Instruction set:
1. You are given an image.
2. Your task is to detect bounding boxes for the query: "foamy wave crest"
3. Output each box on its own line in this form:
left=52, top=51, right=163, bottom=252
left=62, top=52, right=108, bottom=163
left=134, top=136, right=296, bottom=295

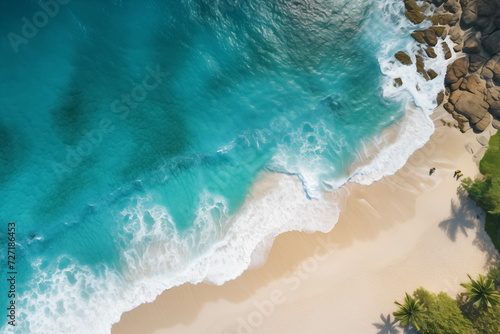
left=6, top=181, right=339, bottom=334
left=2, top=1, right=457, bottom=333
left=348, top=0, right=456, bottom=184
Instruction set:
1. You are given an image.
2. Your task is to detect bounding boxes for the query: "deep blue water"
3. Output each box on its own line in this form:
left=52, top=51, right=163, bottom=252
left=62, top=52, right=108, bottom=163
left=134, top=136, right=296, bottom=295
left=0, top=0, right=417, bottom=332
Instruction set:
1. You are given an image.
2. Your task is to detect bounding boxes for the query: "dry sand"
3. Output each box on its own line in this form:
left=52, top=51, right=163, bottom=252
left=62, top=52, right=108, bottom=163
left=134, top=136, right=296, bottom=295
left=112, top=110, right=498, bottom=334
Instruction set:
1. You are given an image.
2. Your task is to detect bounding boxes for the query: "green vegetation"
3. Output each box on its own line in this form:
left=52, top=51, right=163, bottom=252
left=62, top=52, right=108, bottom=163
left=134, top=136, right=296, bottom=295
left=392, top=263, right=500, bottom=333
left=480, top=133, right=500, bottom=179
left=393, top=293, right=426, bottom=331
left=412, top=288, right=473, bottom=334
left=460, top=274, right=500, bottom=311
left=391, top=134, right=500, bottom=332
left=462, top=133, right=500, bottom=252
left=468, top=302, right=500, bottom=334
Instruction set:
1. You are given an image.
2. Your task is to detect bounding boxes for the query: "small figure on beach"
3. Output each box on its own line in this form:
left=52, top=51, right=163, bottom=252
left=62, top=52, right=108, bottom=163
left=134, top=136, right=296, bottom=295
left=456, top=173, right=463, bottom=180
left=429, top=167, right=436, bottom=175
left=454, top=170, right=461, bottom=177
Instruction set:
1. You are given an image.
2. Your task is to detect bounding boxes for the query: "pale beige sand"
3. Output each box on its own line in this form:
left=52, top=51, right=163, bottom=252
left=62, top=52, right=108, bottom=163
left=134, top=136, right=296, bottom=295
left=112, top=110, right=498, bottom=334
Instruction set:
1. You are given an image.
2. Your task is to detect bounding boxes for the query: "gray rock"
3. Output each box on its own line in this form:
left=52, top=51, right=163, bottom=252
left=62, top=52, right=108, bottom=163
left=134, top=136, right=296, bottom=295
left=489, top=101, right=500, bottom=118
left=468, top=54, right=486, bottom=72
left=411, top=31, right=426, bottom=43
left=463, top=34, right=481, bottom=54
left=444, top=1, right=460, bottom=14
left=461, top=1, right=478, bottom=27
left=442, top=42, right=452, bottom=60
left=450, top=90, right=491, bottom=131
left=445, top=57, right=469, bottom=86
left=477, top=135, right=489, bottom=146
left=482, top=30, right=500, bottom=55
left=465, top=143, right=475, bottom=154
left=475, top=113, right=492, bottom=132
left=425, top=46, right=438, bottom=58
left=424, top=29, right=438, bottom=46
left=449, top=26, right=463, bottom=44
left=477, top=0, right=496, bottom=17
left=395, top=51, right=412, bottom=65
left=451, top=111, right=471, bottom=132
left=460, top=73, right=486, bottom=95
left=493, top=119, right=500, bottom=130
left=437, top=91, right=445, bottom=105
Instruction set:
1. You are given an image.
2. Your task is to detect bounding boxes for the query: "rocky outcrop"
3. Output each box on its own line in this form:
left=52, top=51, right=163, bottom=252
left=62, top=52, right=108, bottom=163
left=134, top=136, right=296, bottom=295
left=482, top=30, right=500, bottom=54
left=490, top=101, right=500, bottom=118
left=400, top=0, right=500, bottom=132
left=425, top=46, right=438, bottom=58
left=463, top=32, right=481, bottom=53
left=442, top=42, right=453, bottom=59
left=468, top=54, right=486, bottom=72
left=438, top=0, right=500, bottom=132
left=404, top=0, right=427, bottom=24
left=395, top=51, right=413, bottom=65
left=448, top=89, right=492, bottom=131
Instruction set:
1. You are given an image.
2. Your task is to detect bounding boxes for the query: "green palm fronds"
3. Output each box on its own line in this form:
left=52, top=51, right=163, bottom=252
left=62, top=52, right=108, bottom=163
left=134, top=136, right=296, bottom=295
left=393, top=293, right=426, bottom=331
left=461, top=274, right=500, bottom=311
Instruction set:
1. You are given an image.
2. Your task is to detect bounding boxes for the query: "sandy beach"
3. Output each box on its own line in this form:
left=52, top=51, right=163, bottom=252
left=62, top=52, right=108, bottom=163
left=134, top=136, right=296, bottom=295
left=112, top=108, right=498, bottom=334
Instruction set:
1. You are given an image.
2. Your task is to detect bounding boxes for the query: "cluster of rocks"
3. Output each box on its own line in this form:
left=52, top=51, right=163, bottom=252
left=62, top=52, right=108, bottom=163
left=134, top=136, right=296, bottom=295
left=397, top=0, right=500, bottom=133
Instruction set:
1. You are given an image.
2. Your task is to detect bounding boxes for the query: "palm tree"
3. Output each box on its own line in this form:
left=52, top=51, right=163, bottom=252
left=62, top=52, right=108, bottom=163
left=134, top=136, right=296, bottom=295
left=460, top=274, right=500, bottom=311
left=393, top=293, right=426, bottom=331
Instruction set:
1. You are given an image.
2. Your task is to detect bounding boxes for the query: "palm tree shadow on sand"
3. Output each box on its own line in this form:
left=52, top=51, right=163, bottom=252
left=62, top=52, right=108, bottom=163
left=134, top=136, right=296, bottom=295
left=372, top=314, right=418, bottom=334
left=438, top=189, right=478, bottom=242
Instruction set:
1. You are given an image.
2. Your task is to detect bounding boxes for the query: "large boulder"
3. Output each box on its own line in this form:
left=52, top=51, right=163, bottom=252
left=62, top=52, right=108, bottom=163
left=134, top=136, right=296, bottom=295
left=425, top=46, right=438, bottom=58
left=416, top=55, right=430, bottom=80
left=493, top=119, right=500, bottom=130
left=432, top=13, right=460, bottom=26
left=461, top=1, right=478, bottom=27
left=395, top=51, right=412, bottom=65
left=411, top=31, right=426, bottom=43
left=442, top=42, right=452, bottom=60
left=482, top=30, right=500, bottom=55
left=428, top=69, right=439, bottom=80
left=475, top=113, right=492, bottom=132
left=483, top=56, right=500, bottom=83
left=437, top=91, right=445, bottom=105
left=424, top=29, right=438, bottom=46
left=444, top=1, right=461, bottom=14
left=490, top=101, right=500, bottom=118
left=404, top=0, right=426, bottom=24
left=450, top=90, right=491, bottom=131
left=430, top=26, right=447, bottom=39
left=449, top=25, right=463, bottom=44
left=463, top=33, right=481, bottom=54
left=492, top=60, right=500, bottom=85
left=485, top=87, right=500, bottom=105
left=468, top=54, right=486, bottom=72
left=476, top=0, right=497, bottom=17
left=459, top=73, right=486, bottom=95
left=445, top=57, right=469, bottom=86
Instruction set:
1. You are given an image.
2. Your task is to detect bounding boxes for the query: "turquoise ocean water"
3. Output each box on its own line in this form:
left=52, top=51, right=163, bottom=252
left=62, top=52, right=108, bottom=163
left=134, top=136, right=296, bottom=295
left=0, top=0, right=444, bottom=333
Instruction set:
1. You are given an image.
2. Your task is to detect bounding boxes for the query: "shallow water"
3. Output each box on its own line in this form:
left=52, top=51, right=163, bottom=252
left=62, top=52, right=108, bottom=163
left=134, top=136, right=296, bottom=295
left=0, top=0, right=445, bottom=332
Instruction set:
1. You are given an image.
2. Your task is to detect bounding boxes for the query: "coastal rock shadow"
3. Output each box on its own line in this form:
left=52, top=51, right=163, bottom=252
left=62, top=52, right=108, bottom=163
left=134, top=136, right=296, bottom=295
left=438, top=188, right=477, bottom=242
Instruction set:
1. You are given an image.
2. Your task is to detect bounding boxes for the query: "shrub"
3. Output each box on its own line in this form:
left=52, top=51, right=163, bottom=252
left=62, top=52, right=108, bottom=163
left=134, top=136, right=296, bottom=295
left=412, top=288, right=474, bottom=334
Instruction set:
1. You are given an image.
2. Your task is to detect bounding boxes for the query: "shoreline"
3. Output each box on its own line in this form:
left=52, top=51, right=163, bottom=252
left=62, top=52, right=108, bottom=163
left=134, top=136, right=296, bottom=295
left=112, top=108, right=498, bottom=334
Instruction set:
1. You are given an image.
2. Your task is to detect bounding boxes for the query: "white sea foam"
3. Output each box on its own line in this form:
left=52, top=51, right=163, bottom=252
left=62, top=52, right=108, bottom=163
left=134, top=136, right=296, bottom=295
left=4, top=1, right=458, bottom=333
